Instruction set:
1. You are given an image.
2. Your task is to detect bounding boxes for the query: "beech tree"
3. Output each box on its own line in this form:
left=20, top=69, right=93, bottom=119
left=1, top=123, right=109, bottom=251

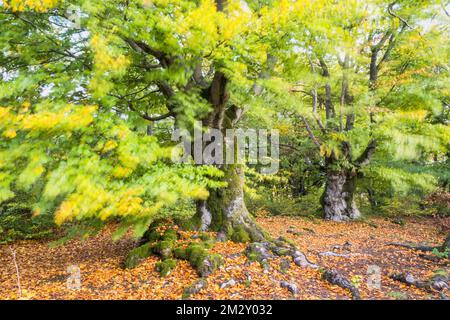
left=0, top=0, right=292, bottom=243
left=0, top=0, right=448, bottom=247
left=276, top=0, right=449, bottom=221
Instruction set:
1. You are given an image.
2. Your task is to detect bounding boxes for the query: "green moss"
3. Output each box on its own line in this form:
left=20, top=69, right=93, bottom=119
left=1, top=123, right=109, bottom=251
left=152, top=240, right=174, bottom=259
left=173, top=247, right=188, bottom=259
left=155, top=259, right=177, bottom=277
left=186, top=244, right=208, bottom=267
left=174, top=242, right=223, bottom=277
left=177, top=214, right=201, bottom=231
left=273, top=247, right=290, bottom=256
left=277, top=236, right=296, bottom=247
left=246, top=252, right=258, bottom=262
left=207, top=254, right=222, bottom=268
left=231, top=226, right=251, bottom=243
left=202, top=240, right=215, bottom=249
left=199, top=232, right=213, bottom=241
left=146, top=230, right=162, bottom=242
left=196, top=253, right=223, bottom=277
left=124, top=243, right=152, bottom=269
left=182, top=279, right=208, bottom=299
left=162, top=229, right=178, bottom=242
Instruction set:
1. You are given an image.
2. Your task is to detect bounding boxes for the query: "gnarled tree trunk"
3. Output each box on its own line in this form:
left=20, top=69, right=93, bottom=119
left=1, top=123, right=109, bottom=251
left=322, top=170, right=360, bottom=221
left=190, top=71, right=267, bottom=242
left=196, top=164, right=267, bottom=242
left=320, top=140, right=376, bottom=222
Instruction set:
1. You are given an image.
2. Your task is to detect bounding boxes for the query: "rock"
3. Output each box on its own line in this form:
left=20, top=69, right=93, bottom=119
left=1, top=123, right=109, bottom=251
left=280, top=281, right=299, bottom=294
left=182, top=279, right=208, bottom=299
left=302, top=227, right=316, bottom=234
left=391, top=218, right=405, bottom=226
left=270, top=245, right=293, bottom=256
left=123, top=243, right=152, bottom=269
left=405, top=273, right=416, bottom=284
left=439, top=292, right=449, bottom=300
left=262, top=260, right=271, bottom=273
left=227, top=253, right=242, bottom=259
left=220, top=279, right=236, bottom=289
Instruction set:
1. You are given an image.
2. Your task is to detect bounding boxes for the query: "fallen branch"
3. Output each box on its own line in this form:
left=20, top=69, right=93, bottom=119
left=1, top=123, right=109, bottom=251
left=9, top=246, right=22, bottom=298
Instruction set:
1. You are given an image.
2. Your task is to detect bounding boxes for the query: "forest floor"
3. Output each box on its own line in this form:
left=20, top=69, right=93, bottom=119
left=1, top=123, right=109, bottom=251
left=0, top=216, right=449, bottom=300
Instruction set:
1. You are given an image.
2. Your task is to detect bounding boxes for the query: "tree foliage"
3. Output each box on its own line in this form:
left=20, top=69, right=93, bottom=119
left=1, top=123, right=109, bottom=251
left=0, top=0, right=448, bottom=239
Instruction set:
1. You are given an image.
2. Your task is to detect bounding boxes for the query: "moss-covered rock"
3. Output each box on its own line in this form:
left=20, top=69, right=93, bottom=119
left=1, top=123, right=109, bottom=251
left=155, top=259, right=177, bottom=277
left=199, top=232, right=213, bottom=242
left=245, top=242, right=274, bottom=263
left=146, top=230, right=162, bottom=242
left=124, top=243, right=152, bottom=269
left=176, top=215, right=201, bottom=231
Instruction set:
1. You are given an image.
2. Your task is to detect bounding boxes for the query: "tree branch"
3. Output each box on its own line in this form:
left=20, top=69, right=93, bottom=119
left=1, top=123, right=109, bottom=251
left=300, top=116, right=321, bottom=148
left=354, top=140, right=377, bottom=167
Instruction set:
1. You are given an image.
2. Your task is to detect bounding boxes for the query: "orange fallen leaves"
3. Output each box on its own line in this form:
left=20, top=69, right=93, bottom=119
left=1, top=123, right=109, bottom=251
left=0, top=216, right=448, bottom=300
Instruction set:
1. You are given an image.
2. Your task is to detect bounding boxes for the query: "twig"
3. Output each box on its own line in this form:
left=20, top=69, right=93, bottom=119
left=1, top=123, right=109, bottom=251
left=9, top=246, right=22, bottom=298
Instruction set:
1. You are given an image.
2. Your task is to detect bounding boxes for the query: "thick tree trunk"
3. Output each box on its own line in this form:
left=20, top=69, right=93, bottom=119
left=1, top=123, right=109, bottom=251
left=321, top=170, right=361, bottom=221
left=190, top=69, right=267, bottom=242
left=195, top=164, right=267, bottom=242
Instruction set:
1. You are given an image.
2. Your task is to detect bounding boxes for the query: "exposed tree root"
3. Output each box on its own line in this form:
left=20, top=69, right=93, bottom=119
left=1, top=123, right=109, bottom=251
left=387, top=242, right=435, bottom=252
left=244, top=237, right=319, bottom=269
left=387, top=234, right=450, bottom=259
left=124, top=225, right=222, bottom=278
left=390, top=271, right=449, bottom=294
left=322, top=269, right=361, bottom=300
left=244, top=236, right=360, bottom=299
left=124, top=222, right=363, bottom=300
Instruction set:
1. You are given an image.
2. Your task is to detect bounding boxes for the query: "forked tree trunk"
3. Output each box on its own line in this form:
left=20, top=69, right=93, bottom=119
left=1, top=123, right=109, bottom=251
left=322, top=170, right=360, bottom=221
left=320, top=140, right=376, bottom=222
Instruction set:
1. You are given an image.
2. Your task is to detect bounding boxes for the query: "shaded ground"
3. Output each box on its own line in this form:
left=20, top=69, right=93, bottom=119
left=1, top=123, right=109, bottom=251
left=0, top=216, right=448, bottom=300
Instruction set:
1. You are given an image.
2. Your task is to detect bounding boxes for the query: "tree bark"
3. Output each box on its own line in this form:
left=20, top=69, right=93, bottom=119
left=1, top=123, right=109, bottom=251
left=321, top=170, right=361, bottom=221
left=196, top=164, right=267, bottom=242
left=192, top=70, right=267, bottom=242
